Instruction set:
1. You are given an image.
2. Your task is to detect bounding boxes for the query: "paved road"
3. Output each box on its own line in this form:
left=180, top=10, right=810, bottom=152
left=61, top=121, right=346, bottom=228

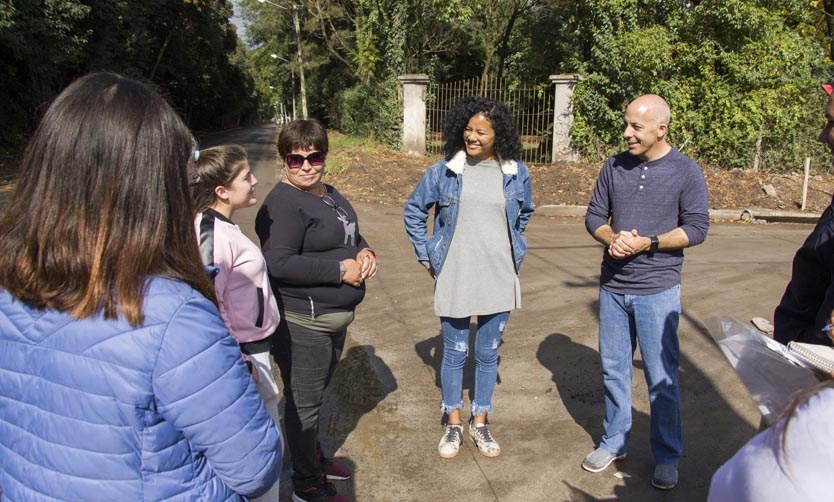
left=207, top=125, right=814, bottom=501
left=198, top=125, right=282, bottom=233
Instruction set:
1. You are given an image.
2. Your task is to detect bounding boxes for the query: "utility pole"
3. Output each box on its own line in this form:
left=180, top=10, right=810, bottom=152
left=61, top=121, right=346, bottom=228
left=259, top=0, right=308, bottom=118
left=292, top=5, right=308, bottom=119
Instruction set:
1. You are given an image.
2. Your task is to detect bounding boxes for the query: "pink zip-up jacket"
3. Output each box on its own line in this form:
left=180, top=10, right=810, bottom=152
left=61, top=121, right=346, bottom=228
left=195, top=209, right=280, bottom=343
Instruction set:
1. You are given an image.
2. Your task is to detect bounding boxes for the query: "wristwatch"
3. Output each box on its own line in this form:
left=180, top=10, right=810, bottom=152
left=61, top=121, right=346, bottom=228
left=649, top=235, right=659, bottom=253
left=339, top=261, right=347, bottom=281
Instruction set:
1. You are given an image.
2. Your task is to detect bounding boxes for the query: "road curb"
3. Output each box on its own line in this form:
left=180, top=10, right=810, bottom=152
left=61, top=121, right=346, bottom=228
left=535, top=204, right=821, bottom=223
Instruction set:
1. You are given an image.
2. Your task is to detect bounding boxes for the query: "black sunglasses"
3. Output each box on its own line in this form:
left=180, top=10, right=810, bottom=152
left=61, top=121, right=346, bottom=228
left=285, top=151, right=326, bottom=169
left=321, top=194, right=350, bottom=222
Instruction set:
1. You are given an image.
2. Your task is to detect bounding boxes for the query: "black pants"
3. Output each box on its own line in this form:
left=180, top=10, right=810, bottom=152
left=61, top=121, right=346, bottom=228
left=272, top=318, right=346, bottom=490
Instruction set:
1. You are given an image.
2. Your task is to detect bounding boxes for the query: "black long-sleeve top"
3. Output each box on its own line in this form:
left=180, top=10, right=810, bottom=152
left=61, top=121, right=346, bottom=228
left=774, top=199, right=834, bottom=346
left=255, top=182, right=369, bottom=316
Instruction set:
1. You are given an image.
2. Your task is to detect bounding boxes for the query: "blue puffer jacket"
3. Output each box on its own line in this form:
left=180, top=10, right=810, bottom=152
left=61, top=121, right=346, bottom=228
left=0, top=277, right=282, bottom=501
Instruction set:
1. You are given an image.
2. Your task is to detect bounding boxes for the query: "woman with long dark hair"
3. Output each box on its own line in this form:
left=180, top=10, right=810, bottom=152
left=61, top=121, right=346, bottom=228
left=0, top=72, right=282, bottom=500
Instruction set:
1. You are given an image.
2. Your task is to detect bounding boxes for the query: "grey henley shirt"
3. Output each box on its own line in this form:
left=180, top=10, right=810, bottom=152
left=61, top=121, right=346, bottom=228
left=584, top=147, right=709, bottom=295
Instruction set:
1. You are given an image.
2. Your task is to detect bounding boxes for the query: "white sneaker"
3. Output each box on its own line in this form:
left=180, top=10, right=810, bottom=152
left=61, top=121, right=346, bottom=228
left=469, top=423, right=500, bottom=457
left=438, top=424, right=463, bottom=458
left=751, top=317, right=774, bottom=335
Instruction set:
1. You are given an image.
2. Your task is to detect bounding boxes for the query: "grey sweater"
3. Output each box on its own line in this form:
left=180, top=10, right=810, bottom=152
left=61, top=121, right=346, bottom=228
left=435, top=159, right=520, bottom=317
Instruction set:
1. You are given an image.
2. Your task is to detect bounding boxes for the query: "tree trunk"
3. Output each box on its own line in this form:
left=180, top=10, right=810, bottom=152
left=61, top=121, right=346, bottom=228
left=496, top=7, right=523, bottom=79
left=149, top=30, right=173, bottom=81
left=293, top=5, right=309, bottom=118
left=480, top=66, right=490, bottom=96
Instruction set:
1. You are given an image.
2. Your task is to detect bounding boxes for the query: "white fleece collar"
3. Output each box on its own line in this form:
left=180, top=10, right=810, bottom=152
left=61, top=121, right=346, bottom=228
left=446, top=150, right=518, bottom=176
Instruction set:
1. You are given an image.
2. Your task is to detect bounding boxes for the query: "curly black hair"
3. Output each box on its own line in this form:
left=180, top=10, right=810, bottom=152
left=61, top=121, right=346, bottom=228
left=442, top=96, right=522, bottom=161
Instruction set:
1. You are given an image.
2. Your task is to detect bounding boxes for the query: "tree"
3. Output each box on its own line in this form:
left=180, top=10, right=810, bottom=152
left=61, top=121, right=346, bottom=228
left=0, top=0, right=257, bottom=145
left=0, top=0, right=91, bottom=144
left=816, top=0, right=834, bottom=61
left=468, top=0, right=536, bottom=88
left=558, top=0, right=831, bottom=170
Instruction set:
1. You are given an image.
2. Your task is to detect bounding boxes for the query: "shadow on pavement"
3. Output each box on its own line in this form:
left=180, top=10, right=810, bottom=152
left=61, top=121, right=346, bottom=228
left=537, top=307, right=759, bottom=499
left=325, top=343, right=398, bottom=444
left=314, top=343, right=397, bottom=501
left=537, top=332, right=604, bottom=441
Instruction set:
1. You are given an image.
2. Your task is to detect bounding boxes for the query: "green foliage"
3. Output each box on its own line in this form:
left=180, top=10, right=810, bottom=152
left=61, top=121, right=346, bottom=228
left=0, top=1, right=14, bottom=30
left=325, top=133, right=389, bottom=175
left=566, top=0, right=833, bottom=171
left=352, top=0, right=475, bottom=79
left=353, top=16, right=383, bottom=81
left=0, top=0, right=257, bottom=145
left=236, top=0, right=834, bottom=172
left=571, top=75, right=627, bottom=161
left=10, top=0, right=833, bottom=175
left=332, top=74, right=401, bottom=148
left=0, top=0, right=91, bottom=144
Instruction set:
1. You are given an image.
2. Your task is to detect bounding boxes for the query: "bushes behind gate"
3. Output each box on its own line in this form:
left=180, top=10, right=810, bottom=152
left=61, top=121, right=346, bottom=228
left=332, top=75, right=402, bottom=150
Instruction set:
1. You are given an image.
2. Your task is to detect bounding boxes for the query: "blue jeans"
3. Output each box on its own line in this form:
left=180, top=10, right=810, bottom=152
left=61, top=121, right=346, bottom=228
left=598, top=285, right=682, bottom=465
left=440, top=312, right=509, bottom=416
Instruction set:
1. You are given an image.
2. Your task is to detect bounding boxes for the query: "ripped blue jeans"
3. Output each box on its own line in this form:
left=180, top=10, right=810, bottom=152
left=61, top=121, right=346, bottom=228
left=440, top=312, right=510, bottom=417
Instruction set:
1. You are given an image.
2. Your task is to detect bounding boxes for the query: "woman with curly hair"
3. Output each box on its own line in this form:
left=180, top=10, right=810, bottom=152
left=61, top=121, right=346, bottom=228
left=403, top=96, right=534, bottom=458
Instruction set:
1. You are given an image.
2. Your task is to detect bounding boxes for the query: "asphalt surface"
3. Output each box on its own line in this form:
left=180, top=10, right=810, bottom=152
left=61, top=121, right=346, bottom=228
left=192, top=126, right=822, bottom=500
left=0, top=125, right=813, bottom=501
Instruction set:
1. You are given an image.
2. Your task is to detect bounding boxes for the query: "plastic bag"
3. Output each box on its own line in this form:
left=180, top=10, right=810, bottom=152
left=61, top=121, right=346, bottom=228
left=706, top=316, right=820, bottom=425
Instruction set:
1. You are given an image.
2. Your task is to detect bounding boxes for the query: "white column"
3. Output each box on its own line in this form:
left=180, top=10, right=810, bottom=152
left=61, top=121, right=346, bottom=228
left=398, top=74, right=430, bottom=156
left=550, top=74, right=582, bottom=162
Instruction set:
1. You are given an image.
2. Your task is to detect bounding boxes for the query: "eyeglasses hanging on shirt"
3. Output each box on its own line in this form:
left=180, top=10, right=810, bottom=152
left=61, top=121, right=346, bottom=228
left=321, top=194, right=351, bottom=226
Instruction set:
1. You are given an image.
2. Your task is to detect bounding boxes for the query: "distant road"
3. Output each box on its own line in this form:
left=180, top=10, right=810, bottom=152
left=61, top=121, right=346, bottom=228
left=0, top=125, right=282, bottom=217
left=199, top=124, right=281, bottom=241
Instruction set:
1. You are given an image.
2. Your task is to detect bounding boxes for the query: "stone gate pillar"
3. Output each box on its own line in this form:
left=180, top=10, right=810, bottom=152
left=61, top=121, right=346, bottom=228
left=398, top=74, right=430, bottom=156
left=550, top=74, right=582, bottom=162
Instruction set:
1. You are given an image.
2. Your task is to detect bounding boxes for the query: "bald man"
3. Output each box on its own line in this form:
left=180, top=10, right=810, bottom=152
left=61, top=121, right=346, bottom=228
left=582, top=94, right=709, bottom=490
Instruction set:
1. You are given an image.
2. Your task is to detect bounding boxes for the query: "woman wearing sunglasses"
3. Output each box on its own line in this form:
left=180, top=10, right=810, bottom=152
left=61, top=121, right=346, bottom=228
left=404, top=96, right=534, bottom=459
left=255, top=119, right=376, bottom=502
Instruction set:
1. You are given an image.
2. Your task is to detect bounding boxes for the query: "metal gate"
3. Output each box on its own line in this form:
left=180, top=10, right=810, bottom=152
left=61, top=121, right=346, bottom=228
left=426, top=76, right=553, bottom=164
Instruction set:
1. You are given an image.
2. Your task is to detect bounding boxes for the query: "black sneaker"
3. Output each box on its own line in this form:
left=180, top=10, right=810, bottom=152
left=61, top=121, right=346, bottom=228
left=292, top=477, right=350, bottom=502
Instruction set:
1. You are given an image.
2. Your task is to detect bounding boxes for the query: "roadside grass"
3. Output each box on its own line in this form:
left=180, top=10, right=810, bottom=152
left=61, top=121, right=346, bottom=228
left=326, top=134, right=389, bottom=175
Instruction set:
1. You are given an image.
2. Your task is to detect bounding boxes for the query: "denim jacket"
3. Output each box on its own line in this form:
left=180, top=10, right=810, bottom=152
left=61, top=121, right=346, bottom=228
left=403, top=150, right=534, bottom=277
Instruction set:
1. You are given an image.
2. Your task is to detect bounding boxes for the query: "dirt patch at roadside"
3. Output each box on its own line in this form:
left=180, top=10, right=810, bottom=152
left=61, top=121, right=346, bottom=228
left=2, top=139, right=833, bottom=214
left=328, top=146, right=834, bottom=214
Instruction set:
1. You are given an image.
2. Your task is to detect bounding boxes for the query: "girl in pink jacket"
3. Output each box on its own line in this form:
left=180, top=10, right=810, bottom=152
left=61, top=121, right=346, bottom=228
left=190, top=145, right=282, bottom=501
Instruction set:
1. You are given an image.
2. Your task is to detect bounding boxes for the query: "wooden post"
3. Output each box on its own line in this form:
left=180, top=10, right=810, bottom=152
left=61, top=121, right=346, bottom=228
left=801, top=157, right=811, bottom=211
left=753, top=134, right=762, bottom=171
